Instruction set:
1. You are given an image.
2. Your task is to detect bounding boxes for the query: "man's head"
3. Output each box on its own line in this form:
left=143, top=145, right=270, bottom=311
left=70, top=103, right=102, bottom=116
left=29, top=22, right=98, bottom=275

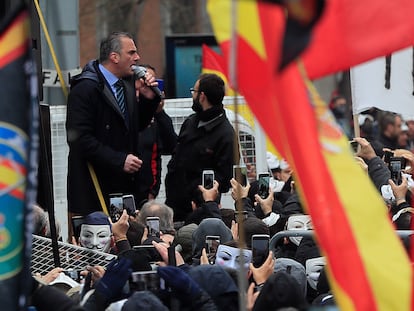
left=79, top=212, right=112, bottom=253
left=191, top=73, right=225, bottom=112
left=379, top=111, right=402, bottom=139
left=138, top=201, right=175, bottom=236
left=99, top=32, right=139, bottom=78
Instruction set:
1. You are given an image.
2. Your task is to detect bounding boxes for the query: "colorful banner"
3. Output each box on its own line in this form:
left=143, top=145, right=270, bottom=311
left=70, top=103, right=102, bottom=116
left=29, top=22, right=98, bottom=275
left=0, top=6, right=38, bottom=310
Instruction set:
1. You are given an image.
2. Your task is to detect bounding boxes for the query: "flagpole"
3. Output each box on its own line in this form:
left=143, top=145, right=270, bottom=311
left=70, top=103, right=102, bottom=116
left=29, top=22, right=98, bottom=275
left=229, top=1, right=247, bottom=311
left=353, top=113, right=360, bottom=137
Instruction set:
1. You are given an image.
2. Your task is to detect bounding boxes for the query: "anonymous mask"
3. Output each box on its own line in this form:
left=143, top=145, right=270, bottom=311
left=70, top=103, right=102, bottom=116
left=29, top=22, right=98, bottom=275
left=286, top=215, right=312, bottom=246
left=79, top=224, right=112, bottom=253
left=305, top=256, right=326, bottom=290
left=215, top=244, right=252, bottom=270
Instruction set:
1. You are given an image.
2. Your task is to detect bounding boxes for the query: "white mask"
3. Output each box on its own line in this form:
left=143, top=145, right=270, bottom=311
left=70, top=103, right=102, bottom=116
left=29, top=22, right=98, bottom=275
left=215, top=244, right=252, bottom=270
left=286, top=215, right=312, bottom=246
left=79, top=224, right=112, bottom=253
left=305, top=256, right=326, bottom=290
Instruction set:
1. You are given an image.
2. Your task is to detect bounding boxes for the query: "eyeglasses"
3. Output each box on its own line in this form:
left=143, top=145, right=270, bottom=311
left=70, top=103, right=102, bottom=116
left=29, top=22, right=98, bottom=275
left=190, top=88, right=199, bottom=95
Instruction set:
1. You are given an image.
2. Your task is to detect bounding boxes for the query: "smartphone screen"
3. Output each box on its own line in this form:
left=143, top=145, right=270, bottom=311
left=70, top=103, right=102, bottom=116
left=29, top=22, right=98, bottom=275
left=233, top=165, right=248, bottom=186
left=122, top=194, right=136, bottom=215
left=349, top=140, right=360, bottom=154
left=109, top=195, right=123, bottom=222
left=389, top=158, right=403, bottom=185
left=252, top=234, right=270, bottom=268
left=258, top=172, right=270, bottom=199
left=202, top=170, right=215, bottom=189
left=71, top=216, right=85, bottom=240
left=205, top=235, right=220, bottom=264
left=146, top=217, right=160, bottom=237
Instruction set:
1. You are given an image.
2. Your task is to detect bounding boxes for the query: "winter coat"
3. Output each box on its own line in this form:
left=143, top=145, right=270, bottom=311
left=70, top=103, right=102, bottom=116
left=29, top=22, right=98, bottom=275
left=66, top=60, right=159, bottom=215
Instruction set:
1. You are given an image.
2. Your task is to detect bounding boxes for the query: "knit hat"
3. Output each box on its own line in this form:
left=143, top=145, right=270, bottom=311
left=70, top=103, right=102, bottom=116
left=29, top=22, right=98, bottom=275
left=253, top=271, right=308, bottom=311
left=274, top=257, right=307, bottom=297
left=84, top=211, right=111, bottom=227
left=192, top=218, right=233, bottom=259
left=175, top=223, right=198, bottom=263
left=121, top=291, right=168, bottom=311
left=188, top=265, right=239, bottom=310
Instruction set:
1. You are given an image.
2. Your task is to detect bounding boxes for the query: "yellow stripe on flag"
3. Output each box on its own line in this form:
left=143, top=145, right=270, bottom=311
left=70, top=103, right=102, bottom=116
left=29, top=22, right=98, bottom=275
left=207, top=0, right=267, bottom=60
left=306, top=75, right=412, bottom=310
left=0, top=12, right=29, bottom=65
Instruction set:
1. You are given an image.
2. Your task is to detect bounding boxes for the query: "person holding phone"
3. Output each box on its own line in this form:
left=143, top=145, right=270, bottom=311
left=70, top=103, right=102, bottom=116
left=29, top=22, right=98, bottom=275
left=165, top=73, right=237, bottom=222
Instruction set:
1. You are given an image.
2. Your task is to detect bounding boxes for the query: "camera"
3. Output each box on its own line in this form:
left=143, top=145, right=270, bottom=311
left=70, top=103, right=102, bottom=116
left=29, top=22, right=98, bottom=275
left=146, top=216, right=160, bottom=238
left=233, top=165, right=248, bottom=186
left=258, top=172, right=270, bottom=199
left=389, top=157, right=406, bottom=185
left=252, top=234, right=270, bottom=268
left=129, top=271, right=165, bottom=292
left=205, top=235, right=220, bottom=264
left=202, top=170, right=215, bottom=189
left=63, top=269, right=83, bottom=282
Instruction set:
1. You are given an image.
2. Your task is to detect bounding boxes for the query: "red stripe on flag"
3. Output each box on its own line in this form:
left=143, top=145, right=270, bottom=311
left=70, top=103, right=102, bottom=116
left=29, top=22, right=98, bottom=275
left=0, top=182, right=24, bottom=200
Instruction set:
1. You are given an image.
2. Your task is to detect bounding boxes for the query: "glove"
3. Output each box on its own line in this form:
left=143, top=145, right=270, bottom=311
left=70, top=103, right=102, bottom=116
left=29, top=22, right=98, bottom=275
left=157, top=266, right=201, bottom=299
left=94, top=257, right=132, bottom=303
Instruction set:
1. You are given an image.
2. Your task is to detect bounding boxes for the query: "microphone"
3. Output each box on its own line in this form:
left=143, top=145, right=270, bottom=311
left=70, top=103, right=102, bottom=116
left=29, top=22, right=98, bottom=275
left=131, top=65, right=162, bottom=98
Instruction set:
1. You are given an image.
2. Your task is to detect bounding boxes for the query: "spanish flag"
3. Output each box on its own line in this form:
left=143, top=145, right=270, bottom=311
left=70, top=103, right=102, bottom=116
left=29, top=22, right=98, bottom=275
left=303, top=0, right=414, bottom=79
left=201, top=44, right=236, bottom=96
left=207, top=1, right=413, bottom=310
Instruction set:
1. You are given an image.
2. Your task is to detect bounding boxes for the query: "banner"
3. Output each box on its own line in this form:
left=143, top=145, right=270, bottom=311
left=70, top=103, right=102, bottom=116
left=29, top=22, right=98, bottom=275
left=351, top=47, right=414, bottom=119
left=0, top=5, right=38, bottom=310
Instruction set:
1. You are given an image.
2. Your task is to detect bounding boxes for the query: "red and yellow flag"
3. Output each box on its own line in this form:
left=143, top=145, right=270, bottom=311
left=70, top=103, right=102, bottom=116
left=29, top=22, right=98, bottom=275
left=207, top=0, right=413, bottom=310
left=303, top=0, right=414, bottom=79
left=201, top=44, right=236, bottom=96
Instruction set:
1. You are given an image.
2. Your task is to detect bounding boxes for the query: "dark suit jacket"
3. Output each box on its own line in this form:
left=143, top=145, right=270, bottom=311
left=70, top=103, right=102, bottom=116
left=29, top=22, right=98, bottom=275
left=66, top=60, right=160, bottom=214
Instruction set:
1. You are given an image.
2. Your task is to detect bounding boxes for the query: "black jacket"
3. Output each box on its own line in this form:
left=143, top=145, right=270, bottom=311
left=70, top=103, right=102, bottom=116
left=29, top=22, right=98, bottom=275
left=135, top=109, right=177, bottom=204
left=66, top=60, right=160, bottom=214
left=165, top=111, right=236, bottom=220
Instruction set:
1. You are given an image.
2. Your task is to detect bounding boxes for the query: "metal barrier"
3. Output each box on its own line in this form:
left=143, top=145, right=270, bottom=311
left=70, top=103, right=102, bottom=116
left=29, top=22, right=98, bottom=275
left=269, top=230, right=414, bottom=254
left=31, top=235, right=117, bottom=275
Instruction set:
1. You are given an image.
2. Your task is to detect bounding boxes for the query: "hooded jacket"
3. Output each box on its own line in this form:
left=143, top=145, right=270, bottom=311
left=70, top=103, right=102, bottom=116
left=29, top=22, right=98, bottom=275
left=66, top=60, right=159, bottom=214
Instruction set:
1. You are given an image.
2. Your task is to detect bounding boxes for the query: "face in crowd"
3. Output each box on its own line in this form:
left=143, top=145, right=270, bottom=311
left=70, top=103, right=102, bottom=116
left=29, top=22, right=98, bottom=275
left=286, top=214, right=312, bottom=246
left=79, top=224, right=112, bottom=253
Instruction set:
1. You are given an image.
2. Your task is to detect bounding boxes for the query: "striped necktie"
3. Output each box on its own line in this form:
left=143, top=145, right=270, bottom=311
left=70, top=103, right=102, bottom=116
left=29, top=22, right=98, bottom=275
left=114, top=80, right=126, bottom=116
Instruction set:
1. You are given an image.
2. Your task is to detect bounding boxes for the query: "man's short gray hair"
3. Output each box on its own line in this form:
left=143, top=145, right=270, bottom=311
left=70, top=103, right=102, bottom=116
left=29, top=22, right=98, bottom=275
left=139, top=201, right=175, bottom=234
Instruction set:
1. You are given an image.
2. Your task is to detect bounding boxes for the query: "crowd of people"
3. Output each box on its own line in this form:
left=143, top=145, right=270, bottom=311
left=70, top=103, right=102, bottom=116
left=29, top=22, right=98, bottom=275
left=28, top=31, right=414, bottom=310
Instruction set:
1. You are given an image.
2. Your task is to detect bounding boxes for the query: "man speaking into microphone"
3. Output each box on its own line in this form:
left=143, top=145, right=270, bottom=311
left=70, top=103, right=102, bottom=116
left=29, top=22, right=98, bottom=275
left=66, top=31, right=161, bottom=217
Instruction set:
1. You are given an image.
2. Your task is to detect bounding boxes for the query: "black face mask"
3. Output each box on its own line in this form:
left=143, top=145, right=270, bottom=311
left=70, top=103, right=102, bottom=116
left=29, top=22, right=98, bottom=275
left=192, top=95, right=202, bottom=113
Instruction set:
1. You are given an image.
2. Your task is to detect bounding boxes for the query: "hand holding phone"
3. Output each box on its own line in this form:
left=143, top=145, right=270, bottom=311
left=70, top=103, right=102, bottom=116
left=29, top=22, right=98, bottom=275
left=205, top=235, right=220, bottom=264
left=146, top=216, right=160, bottom=238
left=389, top=157, right=406, bottom=185
left=233, top=165, right=248, bottom=186
left=122, top=194, right=136, bottom=216
left=252, top=234, right=270, bottom=268
left=258, top=172, right=270, bottom=199
left=202, top=170, right=215, bottom=189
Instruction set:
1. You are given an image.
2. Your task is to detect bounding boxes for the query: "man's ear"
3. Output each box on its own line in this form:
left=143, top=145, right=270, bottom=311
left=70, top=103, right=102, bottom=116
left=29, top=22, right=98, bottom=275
left=110, top=52, right=119, bottom=64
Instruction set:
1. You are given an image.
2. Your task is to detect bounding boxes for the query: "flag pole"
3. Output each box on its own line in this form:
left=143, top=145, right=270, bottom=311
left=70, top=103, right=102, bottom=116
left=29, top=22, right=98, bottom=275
left=353, top=113, right=360, bottom=138
left=229, top=1, right=247, bottom=311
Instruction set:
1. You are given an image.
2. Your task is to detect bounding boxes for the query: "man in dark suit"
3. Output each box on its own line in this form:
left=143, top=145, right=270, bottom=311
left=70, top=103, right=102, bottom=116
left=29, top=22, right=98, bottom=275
left=66, top=32, right=160, bottom=216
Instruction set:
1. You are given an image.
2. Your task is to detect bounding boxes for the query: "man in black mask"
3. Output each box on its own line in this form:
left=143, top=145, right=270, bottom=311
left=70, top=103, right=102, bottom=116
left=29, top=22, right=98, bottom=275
left=165, top=73, right=237, bottom=222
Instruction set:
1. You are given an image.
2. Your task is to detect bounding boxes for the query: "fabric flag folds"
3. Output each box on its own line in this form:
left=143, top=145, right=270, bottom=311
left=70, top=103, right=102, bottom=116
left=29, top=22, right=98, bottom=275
left=201, top=44, right=236, bottom=96
left=302, top=0, right=414, bottom=79
left=0, top=5, right=38, bottom=310
left=207, top=0, right=413, bottom=310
